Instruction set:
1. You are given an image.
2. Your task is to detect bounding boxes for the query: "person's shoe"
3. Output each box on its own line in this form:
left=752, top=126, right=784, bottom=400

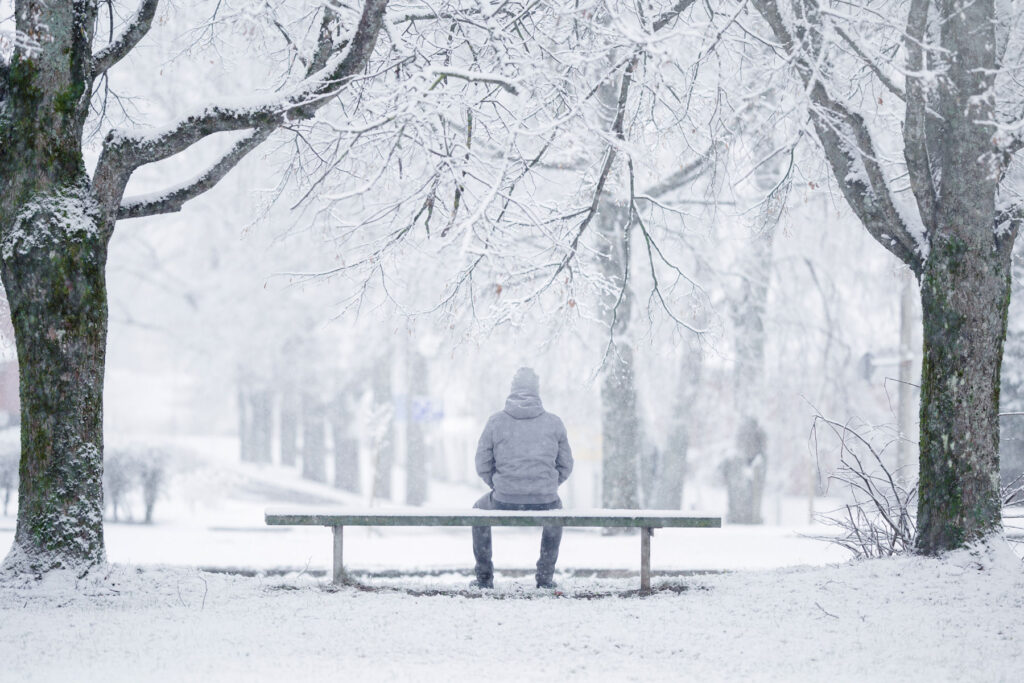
left=536, top=578, right=558, bottom=589
left=469, top=578, right=494, bottom=590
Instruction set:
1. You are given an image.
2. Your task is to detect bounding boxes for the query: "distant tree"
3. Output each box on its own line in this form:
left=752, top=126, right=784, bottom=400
left=133, top=449, right=166, bottom=524
left=371, top=343, right=395, bottom=501
left=103, top=452, right=131, bottom=523
left=301, top=390, right=328, bottom=483
left=405, top=347, right=430, bottom=506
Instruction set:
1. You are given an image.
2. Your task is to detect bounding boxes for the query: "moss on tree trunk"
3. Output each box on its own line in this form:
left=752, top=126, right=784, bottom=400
left=916, top=235, right=1010, bottom=553
left=0, top=189, right=110, bottom=573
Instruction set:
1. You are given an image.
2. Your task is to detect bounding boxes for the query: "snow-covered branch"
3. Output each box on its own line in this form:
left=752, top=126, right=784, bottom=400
left=92, top=0, right=160, bottom=77
left=93, top=0, right=390, bottom=221
left=751, top=0, right=925, bottom=275
left=118, top=127, right=274, bottom=219
left=902, top=0, right=938, bottom=235
left=429, top=68, right=519, bottom=95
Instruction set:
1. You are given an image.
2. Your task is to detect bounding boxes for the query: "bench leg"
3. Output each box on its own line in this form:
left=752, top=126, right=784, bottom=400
left=640, top=527, right=652, bottom=592
left=332, top=525, right=345, bottom=585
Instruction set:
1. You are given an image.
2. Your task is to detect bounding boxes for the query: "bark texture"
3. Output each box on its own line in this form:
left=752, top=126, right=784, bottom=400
left=916, top=238, right=1011, bottom=550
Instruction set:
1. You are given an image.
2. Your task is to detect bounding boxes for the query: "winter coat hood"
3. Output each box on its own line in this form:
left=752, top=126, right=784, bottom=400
left=505, top=367, right=544, bottom=419
left=504, top=391, right=544, bottom=419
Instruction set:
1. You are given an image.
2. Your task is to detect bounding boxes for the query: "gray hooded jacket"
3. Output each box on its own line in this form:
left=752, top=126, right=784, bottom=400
left=475, top=369, right=573, bottom=504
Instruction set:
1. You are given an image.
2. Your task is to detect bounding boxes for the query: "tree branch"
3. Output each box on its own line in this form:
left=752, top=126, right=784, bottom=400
left=751, top=0, right=925, bottom=275
left=641, top=144, right=719, bottom=199
left=833, top=26, right=905, bottom=102
left=93, top=0, right=389, bottom=222
left=902, top=0, right=938, bottom=234
left=92, top=0, right=160, bottom=77
left=117, top=127, right=274, bottom=220
left=550, top=57, right=638, bottom=283
left=652, top=0, right=700, bottom=32
left=430, top=68, right=519, bottom=95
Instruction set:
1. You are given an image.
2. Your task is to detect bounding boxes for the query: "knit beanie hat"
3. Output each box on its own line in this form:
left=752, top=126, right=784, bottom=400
left=511, top=367, right=540, bottom=395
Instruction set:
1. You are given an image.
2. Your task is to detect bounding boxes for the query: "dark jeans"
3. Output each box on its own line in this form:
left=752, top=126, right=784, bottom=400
left=472, top=492, right=562, bottom=584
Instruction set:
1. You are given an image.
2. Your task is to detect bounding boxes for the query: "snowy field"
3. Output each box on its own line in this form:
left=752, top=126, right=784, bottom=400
left=2, top=438, right=1023, bottom=682
left=1, top=543, right=1022, bottom=682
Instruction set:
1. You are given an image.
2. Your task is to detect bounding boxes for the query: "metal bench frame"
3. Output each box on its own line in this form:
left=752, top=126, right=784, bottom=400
left=265, top=508, right=722, bottom=591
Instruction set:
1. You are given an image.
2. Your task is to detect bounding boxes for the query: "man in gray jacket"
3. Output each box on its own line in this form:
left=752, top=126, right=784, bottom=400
left=472, top=367, right=573, bottom=589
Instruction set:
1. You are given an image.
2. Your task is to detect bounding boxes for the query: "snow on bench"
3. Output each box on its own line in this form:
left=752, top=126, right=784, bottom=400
left=265, top=507, right=722, bottom=591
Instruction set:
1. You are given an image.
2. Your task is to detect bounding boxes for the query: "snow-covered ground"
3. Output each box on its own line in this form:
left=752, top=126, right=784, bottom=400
left=2, top=543, right=1022, bottom=682
left=3, top=438, right=1023, bottom=681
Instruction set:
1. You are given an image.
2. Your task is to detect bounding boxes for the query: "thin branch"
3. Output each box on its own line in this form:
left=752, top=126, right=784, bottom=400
left=833, top=25, right=905, bottom=102
left=429, top=68, right=519, bottom=95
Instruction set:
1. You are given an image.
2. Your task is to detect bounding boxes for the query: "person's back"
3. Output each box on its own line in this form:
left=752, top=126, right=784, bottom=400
left=471, top=367, right=573, bottom=589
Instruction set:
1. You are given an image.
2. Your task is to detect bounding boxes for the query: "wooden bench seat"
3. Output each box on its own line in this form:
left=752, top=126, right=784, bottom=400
left=265, top=507, right=722, bottom=591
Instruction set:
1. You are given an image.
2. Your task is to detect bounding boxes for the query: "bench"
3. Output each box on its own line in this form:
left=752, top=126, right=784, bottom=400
left=265, top=507, right=722, bottom=591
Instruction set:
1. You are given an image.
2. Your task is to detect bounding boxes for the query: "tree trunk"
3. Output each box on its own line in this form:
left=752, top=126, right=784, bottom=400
left=331, top=391, right=360, bottom=493
left=655, top=340, right=702, bottom=509
left=725, top=108, right=787, bottom=523
left=301, top=391, right=327, bottom=483
left=597, top=202, right=640, bottom=510
left=723, top=417, right=767, bottom=524
left=248, top=389, right=273, bottom=464
left=0, top=215, right=110, bottom=573
left=914, top=0, right=1007, bottom=552
left=371, top=352, right=394, bottom=501
left=0, top=0, right=107, bottom=574
left=916, top=237, right=1011, bottom=552
left=237, top=384, right=252, bottom=462
left=722, top=156, right=781, bottom=525
left=279, top=388, right=299, bottom=467
left=405, top=349, right=429, bottom=506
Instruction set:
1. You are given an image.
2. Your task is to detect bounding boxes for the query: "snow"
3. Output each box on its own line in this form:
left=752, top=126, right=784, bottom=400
left=1, top=542, right=1022, bottom=682
left=2, top=182, right=101, bottom=259
left=265, top=505, right=721, bottom=522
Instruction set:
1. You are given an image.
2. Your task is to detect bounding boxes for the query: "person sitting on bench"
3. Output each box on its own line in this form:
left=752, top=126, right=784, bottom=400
left=472, top=367, right=574, bottom=589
